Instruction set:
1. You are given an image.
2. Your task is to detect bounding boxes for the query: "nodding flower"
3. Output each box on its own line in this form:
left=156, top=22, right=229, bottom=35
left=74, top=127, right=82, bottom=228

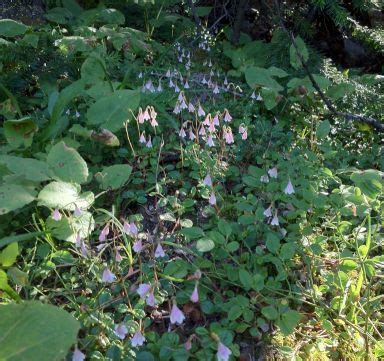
left=190, top=283, right=199, bottom=303
left=169, top=78, right=174, bottom=88
left=146, top=136, right=152, bottom=148
left=177, top=91, right=184, bottom=102
left=131, top=330, right=146, bottom=347
left=189, top=129, right=196, bottom=141
left=52, top=208, right=62, bottom=221
left=138, top=72, right=143, bottom=79
left=201, top=76, right=207, bottom=85
left=137, top=283, right=151, bottom=299
left=188, top=102, right=195, bottom=113
left=199, top=126, right=206, bottom=136
left=271, top=211, right=279, bottom=226
left=208, top=121, right=216, bottom=133
left=203, top=174, right=213, bottom=187
left=203, top=114, right=211, bottom=126
left=157, top=81, right=163, bottom=92
left=212, top=113, right=220, bottom=126
left=155, top=243, right=166, bottom=258
left=99, top=224, right=110, bottom=242
left=133, top=239, right=143, bottom=253
left=284, top=179, right=295, bottom=195
left=166, top=69, right=171, bottom=77
left=173, top=102, right=181, bottom=114
left=197, top=104, right=206, bottom=117
left=184, top=80, right=190, bottom=89
left=102, top=268, right=116, bottom=283
left=260, top=175, right=269, bottom=183
left=174, top=83, right=180, bottom=93
left=180, top=99, right=188, bottom=110
left=170, top=303, right=185, bottom=325
left=263, top=204, right=273, bottom=217
left=223, top=109, right=232, bottom=122
left=72, top=348, right=85, bottom=361
left=137, top=108, right=145, bottom=123
left=114, top=323, right=128, bottom=340
left=179, top=127, right=187, bottom=139
left=268, top=167, right=278, bottom=178
left=74, top=205, right=82, bottom=217
left=251, top=91, right=256, bottom=100
left=241, top=130, right=248, bottom=140
left=217, top=342, right=232, bottom=361
left=143, top=107, right=150, bottom=121
left=224, top=77, right=228, bottom=85
left=209, top=192, right=217, bottom=205
left=139, top=133, right=146, bottom=144
left=213, top=84, right=220, bottom=94
left=223, top=127, right=234, bottom=144
left=207, top=135, right=214, bottom=147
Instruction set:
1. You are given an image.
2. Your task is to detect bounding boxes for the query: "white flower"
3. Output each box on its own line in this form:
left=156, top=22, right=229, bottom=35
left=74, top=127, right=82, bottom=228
left=268, top=167, right=278, bottom=178
left=131, top=331, right=146, bottom=347
left=284, top=179, right=295, bottom=195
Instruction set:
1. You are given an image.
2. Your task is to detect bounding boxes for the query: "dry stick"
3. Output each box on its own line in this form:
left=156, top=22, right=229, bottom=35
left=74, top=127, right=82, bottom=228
left=274, top=0, right=384, bottom=133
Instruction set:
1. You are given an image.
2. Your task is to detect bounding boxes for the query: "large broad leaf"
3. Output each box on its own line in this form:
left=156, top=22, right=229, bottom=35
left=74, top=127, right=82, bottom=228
left=0, top=242, right=18, bottom=267
left=95, top=164, right=132, bottom=190
left=87, top=90, right=140, bottom=132
left=0, top=19, right=28, bottom=37
left=47, top=142, right=88, bottom=184
left=81, top=54, right=106, bottom=84
left=244, top=66, right=284, bottom=91
left=3, top=118, right=37, bottom=148
left=0, top=301, right=80, bottom=361
left=47, top=211, right=95, bottom=243
left=290, top=36, right=309, bottom=70
left=38, top=181, right=94, bottom=211
left=0, top=185, right=36, bottom=215
left=45, top=7, right=74, bottom=24
left=276, top=310, right=302, bottom=335
left=350, top=170, right=383, bottom=199
left=0, top=155, right=51, bottom=182
left=44, top=80, right=85, bottom=139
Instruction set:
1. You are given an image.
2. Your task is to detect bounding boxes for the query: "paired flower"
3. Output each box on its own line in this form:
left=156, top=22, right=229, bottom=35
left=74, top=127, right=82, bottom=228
left=131, top=330, right=146, bottom=347
left=170, top=303, right=185, bottom=325
left=217, top=342, right=232, bottom=361
left=114, top=323, right=128, bottom=340
left=52, top=208, right=61, bottom=221
left=102, top=268, right=116, bottom=283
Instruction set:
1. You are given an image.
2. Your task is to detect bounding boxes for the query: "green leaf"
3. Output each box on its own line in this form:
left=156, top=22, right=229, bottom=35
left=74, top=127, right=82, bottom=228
left=290, top=36, right=309, bottom=70
left=228, top=305, right=242, bottom=321
left=47, top=142, right=88, bottom=184
left=276, top=310, right=302, bottom=335
left=0, top=19, right=28, bottom=37
left=196, top=238, right=215, bottom=252
left=218, top=219, right=232, bottom=237
left=95, top=164, right=132, bottom=190
left=0, top=155, right=51, bottom=182
left=87, top=90, right=140, bottom=132
left=180, top=227, right=204, bottom=240
left=3, top=117, right=37, bottom=148
left=0, top=243, right=18, bottom=267
left=0, top=184, right=36, bottom=215
left=81, top=54, right=106, bottom=84
left=45, top=7, right=74, bottom=24
left=239, top=269, right=253, bottom=290
left=261, top=305, right=278, bottom=320
left=38, top=181, right=93, bottom=211
left=47, top=211, right=95, bottom=243
left=21, top=34, right=39, bottom=48
left=46, top=80, right=85, bottom=136
left=244, top=66, right=284, bottom=91
left=0, top=301, right=80, bottom=361
left=350, top=169, right=383, bottom=199
left=279, top=243, right=296, bottom=260
left=316, top=120, right=331, bottom=139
